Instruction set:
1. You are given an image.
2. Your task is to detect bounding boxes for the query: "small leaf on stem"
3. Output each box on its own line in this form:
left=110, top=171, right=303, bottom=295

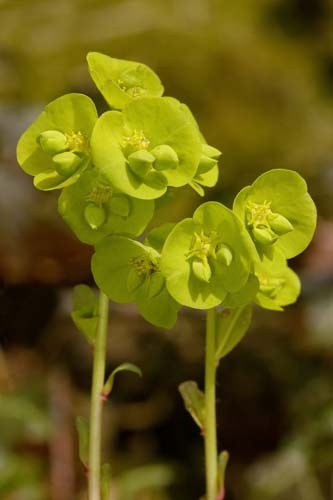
left=217, top=450, right=229, bottom=500
left=101, top=463, right=112, bottom=500
left=215, top=305, right=252, bottom=361
left=71, top=285, right=99, bottom=344
left=102, top=362, right=142, bottom=398
left=76, top=416, right=90, bottom=468
left=178, top=380, right=205, bottom=430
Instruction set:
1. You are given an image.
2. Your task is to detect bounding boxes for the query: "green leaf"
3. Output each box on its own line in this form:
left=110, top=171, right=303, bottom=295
left=16, top=93, right=97, bottom=189
left=91, top=97, right=202, bottom=199
left=87, top=52, right=164, bottom=110
left=103, top=363, right=142, bottom=397
left=72, top=284, right=98, bottom=315
left=202, top=144, right=222, bottom=158
left=161, top=218, right=224, bottom=310
left=254, top=254, right=301, bottom=311
left=75, top=416, right=89, bottom=467
left=217, top=451, right=229, bottom=498
left=223, top=274, right=259, bottom=308
left=233, top=169, right=317, bottom=259
left=58, top=169, right=154, bottom=245
left=215, top=305, right=252, bottom=360
left=101, top=463, right=112, bottom=500
left=71, top=285, right=99, bottom=344
left=33, top=156, right=90, bottom=191
left=109, top=194, right=131, bottom=217
left=178, top=381, right=205, bottom=430
left=92, top=236, right=146, bottom=303
left=196, top=155, right=217, bottom=175
left=135, top=280, right=180, bottom=329
left=189, top=180, right=206, bottom=197
left=161, top=202, right=253, bottom=310
left=144, top=223, right=176, bottom=253
left=92, top=235, right=180, bottom=328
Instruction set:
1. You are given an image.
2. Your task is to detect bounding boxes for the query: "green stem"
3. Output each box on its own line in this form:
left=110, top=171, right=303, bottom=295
left=88, top=291, right=109, bottom=500
left=205, top=307, right=218, bottom=500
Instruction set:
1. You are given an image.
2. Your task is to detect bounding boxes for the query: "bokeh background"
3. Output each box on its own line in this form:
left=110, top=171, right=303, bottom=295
left=1, top=0, right=333, bottom=499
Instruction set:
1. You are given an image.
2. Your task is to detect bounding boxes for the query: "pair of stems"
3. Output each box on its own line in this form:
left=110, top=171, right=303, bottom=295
left=87, top=294, right=219, bottom=500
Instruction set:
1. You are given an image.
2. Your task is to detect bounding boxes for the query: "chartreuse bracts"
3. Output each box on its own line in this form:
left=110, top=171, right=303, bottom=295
left=16, top=52, right=317, bottom=500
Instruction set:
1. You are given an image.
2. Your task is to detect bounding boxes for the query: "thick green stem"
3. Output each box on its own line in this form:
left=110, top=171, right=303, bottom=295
left=205, top=307, right=218, bottom=500
left=88, top=291, right=109, bottom=500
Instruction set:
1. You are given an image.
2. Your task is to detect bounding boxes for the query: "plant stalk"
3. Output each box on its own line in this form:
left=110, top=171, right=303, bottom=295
left=205, top=307, right=218, bottom=500
left=88, top=291, right=109, bottom=500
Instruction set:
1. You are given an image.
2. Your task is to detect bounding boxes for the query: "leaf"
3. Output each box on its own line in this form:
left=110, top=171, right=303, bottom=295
left=254, top=254, right=301, bottom=311
left=223, top=274, right=259, bottom=308
left=71, top=314, right=99, bottom=344
left=92, top=236, right=151, bottom=303
left=58, top=169, right=154, bottom=245
left=215, top=305, right=252, bottom=361
left=91, top=97, right=202, bottom=199
left=71, top=285, right=99, bottom=344
left=16, top=93, right=97, bottom=185
left=217, top=450, right=229, bottom=499
left=178, top=381, right=205, bottom=430
left=87, top=52, right=164, bottom=110
left=233, top=169, right=317, bottom=260
left=101, top=463, right=112, bottom=500
left=92, top=236, right=180, bottom=328
left=33, top=158, right=89, bottom=191
left=76, top=416, right=89, bottom=467
left=103, top=363, right=142, bottom=397
left=144, top=223, right=176, bottom=253
left=160, top=202, right=253, bottom=310
left=136, top=282, right=180, bottom=329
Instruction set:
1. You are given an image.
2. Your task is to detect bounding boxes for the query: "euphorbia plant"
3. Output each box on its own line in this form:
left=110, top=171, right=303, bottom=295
left=16, top=52, right=317, bottom=500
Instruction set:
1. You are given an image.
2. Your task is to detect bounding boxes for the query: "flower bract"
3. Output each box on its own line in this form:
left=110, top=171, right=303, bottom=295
left=58, top=170, right=154, bottom=245
left=91, top=97, right=202, bottom=199
left=16, top=93, right=98, bottom=190
left=233, top=169, right=317, bottom=259
left=160, top=202, right=253, bottom=309
left=92, top=236, right=180, bottom=328
left=254, top=254, right=301, bottom=311
left=87, top=52, right=164, bottom=110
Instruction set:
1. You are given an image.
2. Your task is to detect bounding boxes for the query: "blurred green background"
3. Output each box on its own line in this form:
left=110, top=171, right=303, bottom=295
left=0, top=0, right=333, bottom=499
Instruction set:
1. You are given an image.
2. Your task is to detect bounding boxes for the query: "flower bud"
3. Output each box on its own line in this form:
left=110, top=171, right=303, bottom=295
left=128, top=150, right=154, bottom=179
left=84, top=203, right=106, bottom=230
left=53, top=151, right=81, bottom=177
left=109, top=194, right=131, bottom=217
left=196, top=155, right=217, bottom=175
left=216, top=244, right=233, bottom=266
left=252, top=227, right=278, bottom=245
left=150, top=145, right=179, bottom=171
left=268, top=213, right=293, bottom=235
left=148, top=272, right=165, bottom=298
left=37, top=130, right=68, bottom=155
left=259, top=283, right=277, bottom=298
left=144, top=170, right=168, bottom=189
left=202, top=144, right=222, bottom=159
left=192, top=259, right=212, bottom=283
left=119, top=70, right=139, bottom=89
left=127, top=268, right=145, bottom=294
